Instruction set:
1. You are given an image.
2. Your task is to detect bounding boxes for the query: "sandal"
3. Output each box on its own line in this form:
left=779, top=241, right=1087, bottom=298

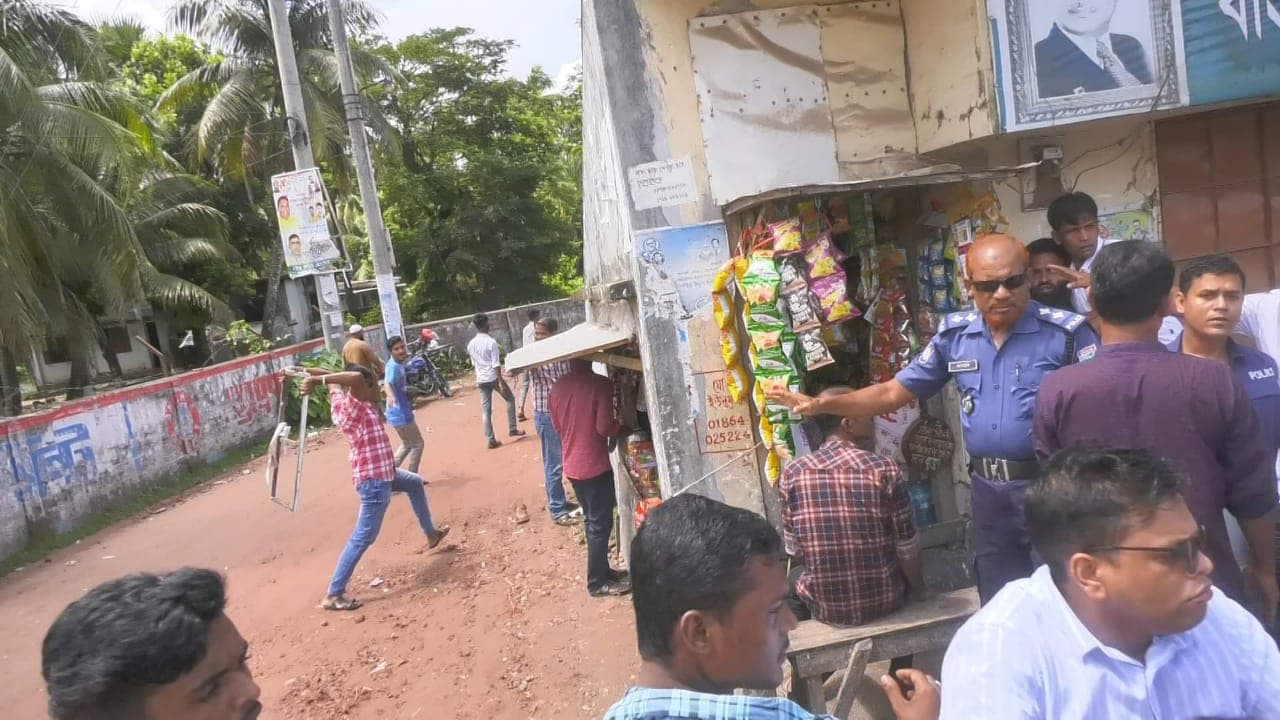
left=427, top=524, right=451, bottom=549
left=321, top=595, right=363, bottom=611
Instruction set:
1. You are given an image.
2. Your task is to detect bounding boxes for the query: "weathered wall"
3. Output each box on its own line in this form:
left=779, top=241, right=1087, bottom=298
left=31, top=317, right=172, bottom=388
left=0, top=339, right=327, bottom=562
left=401, top=299, right=587, bottom=358
left=901, top=0, right=998, bottom=152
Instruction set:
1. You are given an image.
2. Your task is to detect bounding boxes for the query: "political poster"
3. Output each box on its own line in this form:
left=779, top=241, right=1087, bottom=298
left=270, top=168, right=343, bottom=278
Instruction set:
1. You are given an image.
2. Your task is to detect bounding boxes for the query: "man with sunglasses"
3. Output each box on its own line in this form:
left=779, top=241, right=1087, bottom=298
left=939, top=448, right=1280, bottom=719
left=770, top=233, right=1098, bottom=603
left=1034, top=241, right=1277, bottom=626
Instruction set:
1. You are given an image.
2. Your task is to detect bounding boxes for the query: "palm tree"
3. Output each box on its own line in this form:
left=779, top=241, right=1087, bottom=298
left=0, top=0, right=155, bottom=406
left=158, top=0, right=394, bottom=340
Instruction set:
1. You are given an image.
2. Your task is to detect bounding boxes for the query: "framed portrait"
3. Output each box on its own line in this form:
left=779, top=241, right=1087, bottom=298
left=995, top=0, right=1187, bottom=131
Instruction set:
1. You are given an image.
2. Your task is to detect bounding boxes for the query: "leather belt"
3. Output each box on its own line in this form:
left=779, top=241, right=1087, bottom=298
left=969, top=456, right=1039, bottom=484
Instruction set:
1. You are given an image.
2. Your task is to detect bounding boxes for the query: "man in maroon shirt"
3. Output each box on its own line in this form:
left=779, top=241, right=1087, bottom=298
left=1033, top=241, right=1277, bottom=625
left=550, top=359, right=631, bottom=597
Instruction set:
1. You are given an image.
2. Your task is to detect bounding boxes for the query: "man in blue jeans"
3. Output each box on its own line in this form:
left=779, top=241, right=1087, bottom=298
left=521, top=318, right=580, bottom=525
left=300, top=365, right=451, bottom=611
left=384, top=336, right=424, bottom=474
left=466, top=313, right=525, bottom=449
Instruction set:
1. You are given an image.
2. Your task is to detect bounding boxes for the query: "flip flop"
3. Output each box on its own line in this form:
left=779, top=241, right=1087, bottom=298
left=427, top=525, right=451, bottom=549
left=321, top=595, right=363, bottom=611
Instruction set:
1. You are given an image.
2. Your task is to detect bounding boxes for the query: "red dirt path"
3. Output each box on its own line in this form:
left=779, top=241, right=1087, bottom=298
left=0, top=384, right=638, bottom=719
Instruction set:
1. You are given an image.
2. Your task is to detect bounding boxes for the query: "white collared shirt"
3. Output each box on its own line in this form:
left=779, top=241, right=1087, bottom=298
left=466, top=332, right=501, bottom=384
left=1239, top=289, right=1280, bottom=367
left=1071, top=236, right=1121, bottom=315
left=940, top=566, right=1280, bottom=719
left=1058, top=24, right=1114, bottom=70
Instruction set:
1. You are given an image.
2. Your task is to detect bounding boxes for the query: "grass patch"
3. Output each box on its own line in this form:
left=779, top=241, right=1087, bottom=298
left=0, top=439, right=269, bottom=579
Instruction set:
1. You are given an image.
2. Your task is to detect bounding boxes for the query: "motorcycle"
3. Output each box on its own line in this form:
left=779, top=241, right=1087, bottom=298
left=405, top=337, right=454, bottom=400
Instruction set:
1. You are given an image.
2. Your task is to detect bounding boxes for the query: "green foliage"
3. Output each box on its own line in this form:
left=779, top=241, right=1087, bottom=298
left=121, top=35, right=215, bottom=115
left=283, top=351, right=343, bottom=428
left=226, top=319, right=271, bottom=355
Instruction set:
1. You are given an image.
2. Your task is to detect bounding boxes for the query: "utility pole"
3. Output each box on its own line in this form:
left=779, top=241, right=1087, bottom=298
left=324, top=0, right=405, bottom=340
left=266, top=0, right=345, bottom=352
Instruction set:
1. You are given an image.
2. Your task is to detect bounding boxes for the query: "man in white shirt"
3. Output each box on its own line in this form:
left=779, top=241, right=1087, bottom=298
left=1239, top=289, right=1280, bottom=366
left=516, top=308, right=541, bottom=421
left=466, top=313, right=525, bottom=449
left=940, top=447, right=1280, bottom=719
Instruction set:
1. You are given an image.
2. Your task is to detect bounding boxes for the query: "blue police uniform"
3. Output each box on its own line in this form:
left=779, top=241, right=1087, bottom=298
left=896, top=301, right=1099, bottom=603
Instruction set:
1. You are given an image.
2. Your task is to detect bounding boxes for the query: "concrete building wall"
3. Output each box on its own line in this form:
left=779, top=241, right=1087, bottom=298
left=32, top=318, right=171, bottom=388
left=0, top=339, right=326, bottom=562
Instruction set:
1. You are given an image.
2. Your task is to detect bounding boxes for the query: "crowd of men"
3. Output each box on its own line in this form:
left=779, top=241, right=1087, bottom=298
left=32, top=190, right=1280, bottom=718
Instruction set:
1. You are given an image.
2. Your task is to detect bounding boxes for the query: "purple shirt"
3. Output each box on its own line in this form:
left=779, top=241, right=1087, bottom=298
left=1033, top=342, right=1278, bottom=600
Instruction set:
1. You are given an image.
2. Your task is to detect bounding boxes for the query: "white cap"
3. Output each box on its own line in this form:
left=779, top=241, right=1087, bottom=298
left=348, top=324, right=363, bottom=334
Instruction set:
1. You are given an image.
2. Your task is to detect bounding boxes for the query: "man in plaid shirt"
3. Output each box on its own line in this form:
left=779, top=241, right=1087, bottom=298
left=300, top=365, right=450, bottom=611
left=520, top=318, right=580, bottom=525
left=780, top=387, right=925, bottom=627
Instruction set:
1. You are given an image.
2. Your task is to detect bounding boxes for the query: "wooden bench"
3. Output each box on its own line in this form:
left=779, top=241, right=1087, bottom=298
left=786, top=587, right=979, bottom=714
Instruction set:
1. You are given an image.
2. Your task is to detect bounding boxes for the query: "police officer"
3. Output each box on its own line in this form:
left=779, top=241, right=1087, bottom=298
left=770, top=233, right=1098, bottom=604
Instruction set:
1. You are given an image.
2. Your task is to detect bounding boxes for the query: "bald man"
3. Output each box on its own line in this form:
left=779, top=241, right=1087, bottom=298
left=771, top=234, right=1100, bottom=603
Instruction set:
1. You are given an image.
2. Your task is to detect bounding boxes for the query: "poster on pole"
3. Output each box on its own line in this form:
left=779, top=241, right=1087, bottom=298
left=374, top=273, right=404, bottom=340
left=270, top=168, right=344, bottom=278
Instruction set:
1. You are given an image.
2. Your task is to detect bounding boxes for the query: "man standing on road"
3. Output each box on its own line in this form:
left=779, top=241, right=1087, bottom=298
left=384, top=336, right=425, bottom=475
left=467, top=313, right=525, bottom=449
left=517, top=308, right=540, bottom=422
left=1033, top=241, right=1277, bottom=625
left=770, top=234, right=1099, bottom=603
left=780, top=387, right=925, bottom=626
left=301, top=365, right=450, bottom=611
left=550, top=358, right=631, bottom=597
left=522, top=317, right=579, bottom=525
left=939, top=448, right=1280, bottom=719
left=342, top=324, right=383, bottom=378
left=604, top=493, right=941, bottom=720
left=42, top=568, right=263, bottom=720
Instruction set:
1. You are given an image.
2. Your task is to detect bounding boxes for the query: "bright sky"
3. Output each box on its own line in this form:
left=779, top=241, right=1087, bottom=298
left=62, top=0, right=582, bottom=81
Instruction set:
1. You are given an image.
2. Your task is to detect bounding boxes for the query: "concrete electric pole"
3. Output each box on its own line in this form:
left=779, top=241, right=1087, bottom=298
left=266, top=0, right=345, bottom=352
left=324, top=0, right=405, bottom=340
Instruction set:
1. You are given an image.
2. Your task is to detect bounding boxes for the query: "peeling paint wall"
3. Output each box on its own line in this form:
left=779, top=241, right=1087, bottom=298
left=902, top=0, right=998, bottom=152
left=0, top=340, right=326, bottom=562
left=984, top=117, right=1160, bottom=244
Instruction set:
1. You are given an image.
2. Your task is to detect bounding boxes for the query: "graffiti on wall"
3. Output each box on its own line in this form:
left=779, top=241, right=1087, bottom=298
left=165, top=389, right=202, bottom=454
left=225, top=373, right=279, bottom=426
left=10, top=424, right=97, bottom=502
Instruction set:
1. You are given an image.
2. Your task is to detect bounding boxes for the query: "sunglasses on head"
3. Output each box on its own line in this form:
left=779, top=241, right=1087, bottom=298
left=1087, top=526, right=1207, bottom=574
left=969, top=273, right=1028, bottom=294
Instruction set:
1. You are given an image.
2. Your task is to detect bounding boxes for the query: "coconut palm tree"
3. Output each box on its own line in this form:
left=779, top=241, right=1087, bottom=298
left=157, top=0, right=395, bottom=339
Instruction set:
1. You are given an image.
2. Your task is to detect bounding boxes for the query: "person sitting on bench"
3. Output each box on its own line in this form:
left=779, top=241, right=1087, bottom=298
left=603, top=493, right=940, bottom=720
left=780, top=386, right=926, bottom=627
left=940, top=448, right=1280, bottom=718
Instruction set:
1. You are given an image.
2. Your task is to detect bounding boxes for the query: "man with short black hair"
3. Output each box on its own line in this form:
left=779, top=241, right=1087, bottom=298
left=517, top=308, right=541, bottom=421
left=1034, top=241, right=1278, bottom=622
left=42, top=568, right=262, bottom=720
left=780, top=387, right=924, bottom=626
left=940, top=448, right=1280, bottom=718
left=605, top=493, right=940, bottom=720
left=467, top=313, right=524, bottom=449
left=1046, top=192, right=1110, bottom=317
left=1025, top=237, right=1073, bottom=311
left=523, top=317, right=578, bottom=525
left=384, top=336, right=424, bottom=474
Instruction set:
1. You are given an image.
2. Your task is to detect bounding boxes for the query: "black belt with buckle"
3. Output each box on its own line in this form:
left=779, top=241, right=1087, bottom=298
left=969, top=456, right=1039, bottom=484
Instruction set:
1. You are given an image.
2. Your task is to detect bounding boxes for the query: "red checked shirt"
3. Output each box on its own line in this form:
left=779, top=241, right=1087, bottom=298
left=329, top=386, right=395, bottom=485
left=527, top=360, right=570, bottom=415
left=779, top=438, right=920, bottom=626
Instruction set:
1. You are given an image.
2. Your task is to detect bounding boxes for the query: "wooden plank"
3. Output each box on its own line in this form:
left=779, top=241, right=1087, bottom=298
left=792, top=620, right=967, bottom=678
left=788, top=588, right=979, bottom=654
left=832, top=639, right=873, bottom=720
left=799, top=674, right=827, bottom=715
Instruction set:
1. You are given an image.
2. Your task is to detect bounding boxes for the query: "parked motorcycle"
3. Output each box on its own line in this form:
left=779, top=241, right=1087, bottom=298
left=404, top=337, right=454, bottom=400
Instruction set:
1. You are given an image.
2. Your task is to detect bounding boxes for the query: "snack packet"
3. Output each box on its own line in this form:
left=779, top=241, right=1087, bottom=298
left=798, top=327, right=835, bottom=370
left=778, top=255, right=808, bottom=290
left=796, top=200, right=824, bottom=242
left=804, top=232, right=846, bottom=280
left=741, top=251, right=781, bottom=305
left=768, top=218, right=804, bottom=256
left=812, top=273, right=858, bottom=324
left=747, top=305, right=786, bottom=352
left=725, top=362, right=749, bottom=404
left=782, top=288, right=820, bottom=331
left=712, top=290, right=735, bottom=331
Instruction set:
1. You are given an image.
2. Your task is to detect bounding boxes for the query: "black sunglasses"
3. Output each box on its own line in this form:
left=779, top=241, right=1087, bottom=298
left=1087, top=527, right=1207, bottom=574
left=969, top=273, right=1028, bottom=294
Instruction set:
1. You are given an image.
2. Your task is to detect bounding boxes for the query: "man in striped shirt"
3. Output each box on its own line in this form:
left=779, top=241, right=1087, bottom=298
left=523, top=317, right=578, bottom=525
left=940, top=448, right=1280, bottom=719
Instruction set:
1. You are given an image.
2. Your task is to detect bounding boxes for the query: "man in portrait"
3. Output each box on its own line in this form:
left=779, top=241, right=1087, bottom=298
left=1034, top=0, right=1154, bottom=98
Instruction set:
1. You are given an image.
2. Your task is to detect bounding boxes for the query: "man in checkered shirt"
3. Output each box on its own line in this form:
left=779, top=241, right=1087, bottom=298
left=520, top=317, right=580, bottom=525
left=780, top=386, right=925, bottom=627
left=300, top=364, right=451, bottom=611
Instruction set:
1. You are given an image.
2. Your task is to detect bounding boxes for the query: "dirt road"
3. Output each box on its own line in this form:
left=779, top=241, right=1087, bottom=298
left=0, top=384, right=638, bottom=719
